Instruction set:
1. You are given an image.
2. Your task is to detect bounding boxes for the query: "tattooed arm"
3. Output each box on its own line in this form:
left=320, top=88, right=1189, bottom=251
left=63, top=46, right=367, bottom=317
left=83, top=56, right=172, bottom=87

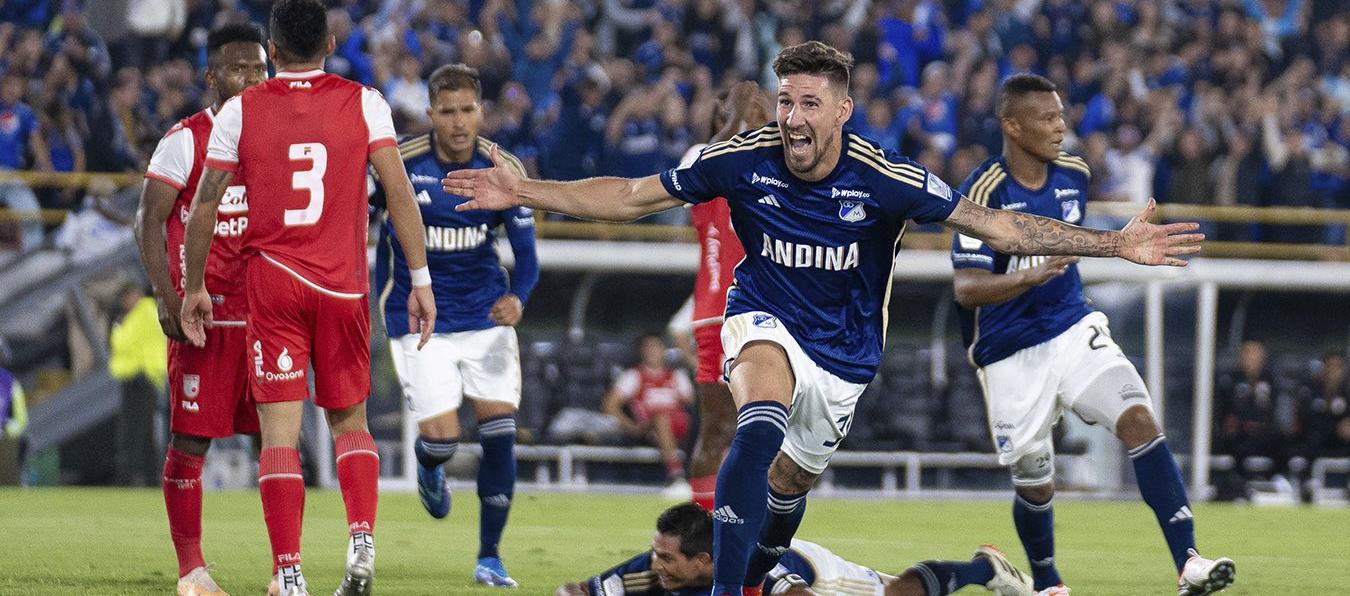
left=943, top=197, right=1203, bottom=266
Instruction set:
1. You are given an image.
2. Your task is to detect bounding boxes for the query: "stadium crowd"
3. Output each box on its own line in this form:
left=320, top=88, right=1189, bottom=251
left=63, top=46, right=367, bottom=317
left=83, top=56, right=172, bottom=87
left=1, top=0, right=1347, bottom=244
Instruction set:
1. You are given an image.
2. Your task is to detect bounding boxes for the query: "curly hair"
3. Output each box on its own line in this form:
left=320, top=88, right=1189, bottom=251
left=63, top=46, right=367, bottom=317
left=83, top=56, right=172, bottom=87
left=269, top=0, right=328, bottom=63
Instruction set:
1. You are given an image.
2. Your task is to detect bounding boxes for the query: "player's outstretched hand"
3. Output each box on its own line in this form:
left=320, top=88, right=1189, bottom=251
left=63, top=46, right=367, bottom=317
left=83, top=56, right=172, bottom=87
left=155, top=292, right=188, bottom=342
left=443, top=144, right=523, bottom=212
left=1118, top=198, right=1204, bottom=267
left=180, top=287, right=213, bottom=348
left=1023, top=256, right=1078, bottom=286
left=490, top=293, right=523, bottom=327
left=408, top=285, right=437, bottom=350
left=554, top=583, right=588, bottom=596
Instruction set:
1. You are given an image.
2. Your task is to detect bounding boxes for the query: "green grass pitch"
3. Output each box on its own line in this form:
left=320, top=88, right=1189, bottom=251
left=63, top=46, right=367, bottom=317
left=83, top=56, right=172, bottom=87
left=4, top=487, right=1347, bottom=594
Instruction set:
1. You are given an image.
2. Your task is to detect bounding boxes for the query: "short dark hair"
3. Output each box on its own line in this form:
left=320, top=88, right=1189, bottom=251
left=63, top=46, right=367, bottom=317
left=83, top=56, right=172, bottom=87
left=997, top=73, right=1058, bottom=118
left=207, top=22, right=264, bottom=57
left=656, top=503, right=713, bottom=558
left=428, top=63, right=481, bottom=101
left=269, top=0, right=329, bottom=63
left=772, top=41, right=853, bottom=92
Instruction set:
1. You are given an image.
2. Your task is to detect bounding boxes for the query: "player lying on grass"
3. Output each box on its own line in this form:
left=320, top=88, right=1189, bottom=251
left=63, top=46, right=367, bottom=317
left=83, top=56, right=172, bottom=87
left=555, top=502, right=1035, bottom=596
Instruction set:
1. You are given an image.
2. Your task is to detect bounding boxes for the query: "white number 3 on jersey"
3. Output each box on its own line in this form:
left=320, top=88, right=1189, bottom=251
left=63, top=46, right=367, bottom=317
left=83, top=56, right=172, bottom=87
left=285, top=142, right=327, bottom=226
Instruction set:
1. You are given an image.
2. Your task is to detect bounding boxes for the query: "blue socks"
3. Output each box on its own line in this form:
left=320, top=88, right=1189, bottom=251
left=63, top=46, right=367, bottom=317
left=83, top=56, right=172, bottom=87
left=414, top=436, right=459, bottom=469
left=909, top=558, right=996, bottom=595
left=711, top=401, right=788, bottom=595
left=1130, top=434, right=1195, bottom=571
left=744, top=487, right=807, bottom=587
left=1013, top=493, right=1061, bottom=590
left=477, top=416, right=517, bottom=560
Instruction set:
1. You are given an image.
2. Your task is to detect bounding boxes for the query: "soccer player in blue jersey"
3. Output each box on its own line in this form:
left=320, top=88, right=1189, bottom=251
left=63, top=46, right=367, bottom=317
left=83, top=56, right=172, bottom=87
left=444, top=42, right=1202, bottom=596
left=555, top=502, right=1035, bottom=596
left=371, top=63, right=539, bottom=588
left=950, top=74, right=1234, bottom=596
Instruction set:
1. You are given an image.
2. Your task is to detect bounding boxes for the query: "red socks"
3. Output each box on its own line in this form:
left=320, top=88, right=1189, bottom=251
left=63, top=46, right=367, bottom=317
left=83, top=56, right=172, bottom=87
left=690, top=474, right=717, bottom=511
left=259, top=446, right=305, bottom=573
left=334, top=431, right=379, bottom=536
left=162, top=448, right=206, bottom=577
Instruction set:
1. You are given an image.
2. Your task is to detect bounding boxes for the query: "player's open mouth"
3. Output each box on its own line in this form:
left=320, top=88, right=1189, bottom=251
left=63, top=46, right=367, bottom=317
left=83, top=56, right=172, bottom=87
left=787, top=132, right=812, bottom=157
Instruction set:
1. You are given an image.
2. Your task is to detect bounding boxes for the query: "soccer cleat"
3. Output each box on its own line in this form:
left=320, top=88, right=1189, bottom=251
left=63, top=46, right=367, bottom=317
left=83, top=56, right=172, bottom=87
left=334, top=533, right=375, bottom=596
left=176, top=566, right=229, bottom=596
left=1177, top=549, right=1235, bottom=595
left=474, top=556, right=519, bottom=587
left=973, top=545, right=1035, bottom=596
left=269, top=565, right=309, bottom=596
left=417, top=464, right=451, bottom=519
left=1035, top=585, right=1070, bottom=595
left=661, top=478, right=693, bottom=500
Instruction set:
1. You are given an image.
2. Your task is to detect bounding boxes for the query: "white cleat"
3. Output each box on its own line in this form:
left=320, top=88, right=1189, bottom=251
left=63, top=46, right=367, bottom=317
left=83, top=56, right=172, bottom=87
left=973, top=545, right=1035, bottom=596
left=1036, top=585, right=1070, bottom=595
left=176, top=566, right=229, bottom=596
left=1177, top=548, right=1236, bottom=595
left=269, top=565, right=309, bottom=596
left=334, top=532, right=375, bottom=596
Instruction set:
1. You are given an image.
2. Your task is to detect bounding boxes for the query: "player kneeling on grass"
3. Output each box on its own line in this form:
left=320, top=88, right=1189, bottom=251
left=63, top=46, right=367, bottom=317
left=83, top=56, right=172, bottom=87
left=950, top=74, right=1233, bottom=596
left=370, top=63, right=538, bottom=588
left=556, top=502, right=1036, bottom=596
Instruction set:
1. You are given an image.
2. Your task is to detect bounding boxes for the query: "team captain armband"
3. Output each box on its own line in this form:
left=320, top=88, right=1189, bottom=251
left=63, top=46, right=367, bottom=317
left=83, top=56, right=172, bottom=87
left=410, top=266, right=431, bottom=287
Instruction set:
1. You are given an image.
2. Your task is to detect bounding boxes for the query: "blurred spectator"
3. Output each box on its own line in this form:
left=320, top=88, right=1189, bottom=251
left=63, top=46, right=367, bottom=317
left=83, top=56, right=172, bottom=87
left=108, top=282, right=167, bottom=486
left=0, top=70, right=47, bottom=251
left=1214, top=339, right=1280, bottom=500
left=384, top=54, right=431, bottom=130
left=52, top=176, right=134, bottom=264
left=1302, top=352, right=1350, bottom=458
left=602, top=333, right=694, bottom=493
left=36, top=97, right=86, bottom=210
left=0, top=339, right=28, bottom=485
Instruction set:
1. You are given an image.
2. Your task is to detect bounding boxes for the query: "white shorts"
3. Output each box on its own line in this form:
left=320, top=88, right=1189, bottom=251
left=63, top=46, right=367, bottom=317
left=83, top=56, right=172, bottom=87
left=767, top=539, right=893, bottom=595
left=388, top=326, right=521, bottom=422
left=721, top=311, right=868, bottom=475
left=979, top=311, right=1152, bottom=467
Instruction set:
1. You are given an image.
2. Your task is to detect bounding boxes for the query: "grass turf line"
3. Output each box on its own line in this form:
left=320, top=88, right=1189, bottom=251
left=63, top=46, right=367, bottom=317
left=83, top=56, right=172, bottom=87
left=3, top=488, right=1347, bottom=595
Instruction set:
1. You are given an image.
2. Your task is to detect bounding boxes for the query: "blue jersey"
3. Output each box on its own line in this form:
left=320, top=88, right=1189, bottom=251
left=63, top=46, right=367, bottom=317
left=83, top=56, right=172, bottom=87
left=373, top=135, right=539, bottom=336
left=585, top=544, right=821, bottom=596
left=951, top=154, right=1095, bottom=367
left=659, top=123, right=959, bottom=383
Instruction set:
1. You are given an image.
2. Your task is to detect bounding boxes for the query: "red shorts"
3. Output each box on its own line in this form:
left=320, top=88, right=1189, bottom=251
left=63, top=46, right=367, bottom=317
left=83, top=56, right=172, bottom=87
left=246, top=260, right=370, bottom=410
left=634, top=406, right=691, bottom=441
left=693, top=323, right=726, bottom=385
left=168, top=326, right=259, bottom=438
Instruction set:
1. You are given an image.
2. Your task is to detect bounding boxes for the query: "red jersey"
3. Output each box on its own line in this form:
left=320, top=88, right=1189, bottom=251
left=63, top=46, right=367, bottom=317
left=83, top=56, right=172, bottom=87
left=144, top=108, right=249, bottom=323
left=204, top=70, right=396, bottom=295
left=614, top=366, right=694, bottom=414
left=690, top=198, right=744, bottom=328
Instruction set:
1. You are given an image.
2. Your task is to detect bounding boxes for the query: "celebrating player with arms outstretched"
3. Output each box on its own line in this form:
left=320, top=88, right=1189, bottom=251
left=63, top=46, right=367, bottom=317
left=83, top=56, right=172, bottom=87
left=950, top=74, right=1234, bottom=596
left=136, top=22, right=266, bottom=596
left=180, top=1, right=435, bottom=594
left=444, top=41, right=1202, bottom=596
left=371, top=63, right=539, bottom=588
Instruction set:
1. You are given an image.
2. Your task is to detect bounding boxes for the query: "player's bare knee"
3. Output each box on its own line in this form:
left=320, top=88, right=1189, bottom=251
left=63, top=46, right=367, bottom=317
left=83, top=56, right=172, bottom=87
left=1115, top=404, right=1162, bottom=449
left=170, top=433, right=211, bottom=457
left=325, top=402, right=369, bottom=436
left=768, top=452, right=817, bottom=494
left=728, top=341, right=795, bottom=408
left=884, top=571, right=926, bottom=596
left=469, top=397, right=516, bottom=421
left=1015, top=480, right=1055, bottom=503
left=417, top=410, right=461, bottom=440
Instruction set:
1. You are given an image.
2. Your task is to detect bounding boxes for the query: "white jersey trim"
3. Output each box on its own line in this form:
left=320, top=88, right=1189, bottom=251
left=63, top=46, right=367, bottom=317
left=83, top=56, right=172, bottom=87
left=260, top=252, right=365, bottom=300
left=205, top=96, right=243, bottom=168
left=360, top=87, right=397, bottom=147
left=145, top=125, right=195, bottom=189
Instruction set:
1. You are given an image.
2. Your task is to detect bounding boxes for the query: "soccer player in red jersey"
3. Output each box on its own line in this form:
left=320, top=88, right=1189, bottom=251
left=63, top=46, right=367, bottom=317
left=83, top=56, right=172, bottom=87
left=179, top=1, right=435, bottom=594
left=681, top=82, right=771, bottom=511
left=136, top=22, right=267, bottom=596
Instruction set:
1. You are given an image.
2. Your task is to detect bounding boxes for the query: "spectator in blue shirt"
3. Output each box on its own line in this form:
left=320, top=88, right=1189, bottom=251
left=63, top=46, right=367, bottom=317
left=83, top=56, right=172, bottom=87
left=0, top=70, right=48, bottom=251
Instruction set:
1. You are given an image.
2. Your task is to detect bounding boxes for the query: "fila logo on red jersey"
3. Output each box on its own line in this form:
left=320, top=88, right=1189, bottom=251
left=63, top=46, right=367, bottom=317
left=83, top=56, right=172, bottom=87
left=289, top=80, right=312, bottom=89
